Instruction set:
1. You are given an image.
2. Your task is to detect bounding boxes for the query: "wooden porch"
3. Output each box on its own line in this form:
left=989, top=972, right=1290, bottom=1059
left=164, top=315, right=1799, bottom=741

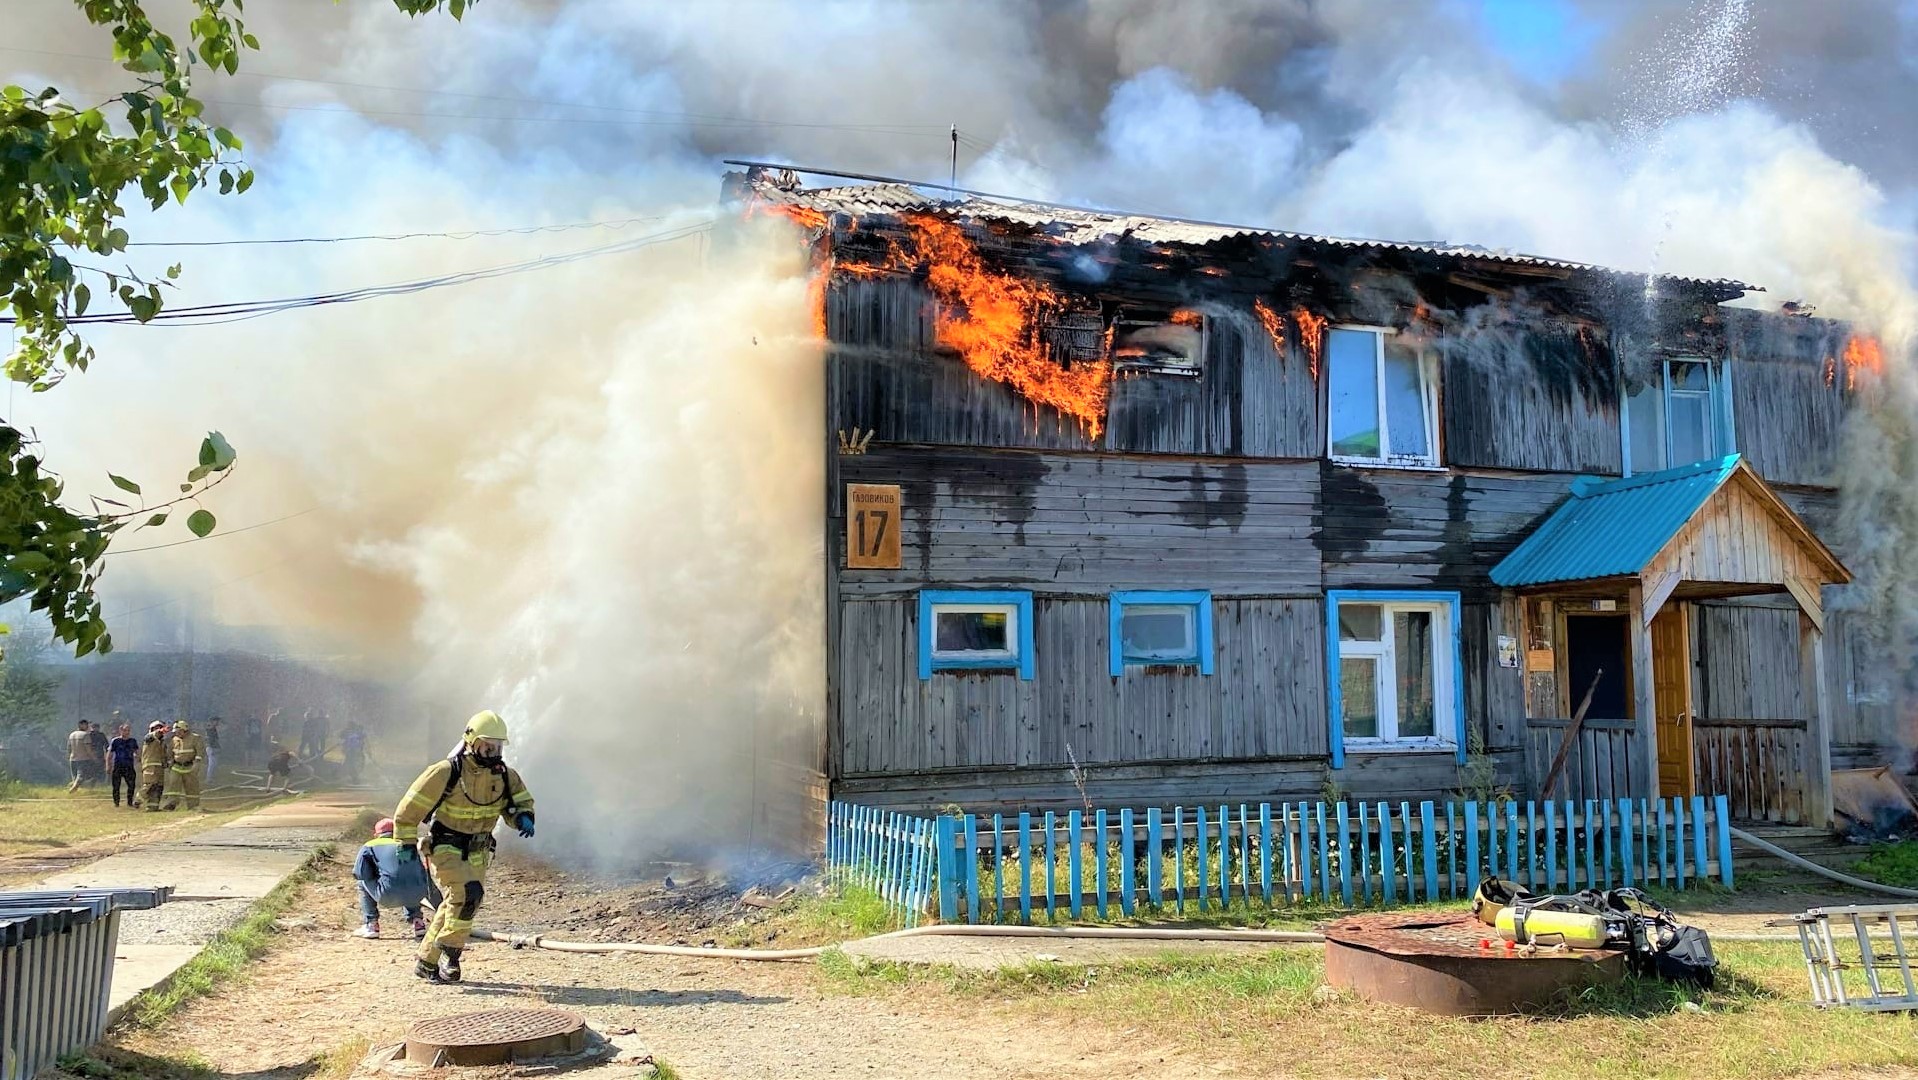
left=1494, top=457, right=1851, bottom=826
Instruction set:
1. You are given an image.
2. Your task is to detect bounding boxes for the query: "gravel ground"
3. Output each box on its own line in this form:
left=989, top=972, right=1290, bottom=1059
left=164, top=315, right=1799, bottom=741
left=117, top=898, right=257, bottom=946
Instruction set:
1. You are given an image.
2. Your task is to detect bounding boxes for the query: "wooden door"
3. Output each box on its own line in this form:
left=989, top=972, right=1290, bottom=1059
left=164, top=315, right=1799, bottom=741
left=1651, top=605, right=1695, bottom=798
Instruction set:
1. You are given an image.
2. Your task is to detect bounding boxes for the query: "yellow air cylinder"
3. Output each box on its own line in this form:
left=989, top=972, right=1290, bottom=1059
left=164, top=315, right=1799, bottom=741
left=1495, top=906, right=1609, bottom=949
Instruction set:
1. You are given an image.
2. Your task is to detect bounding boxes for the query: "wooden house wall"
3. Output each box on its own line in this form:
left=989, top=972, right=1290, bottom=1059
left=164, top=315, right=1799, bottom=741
left=834, top=447, right=1320, bottom=597
left=1694, top=601, right=1804, bottom=721
left=1440, top=330, right=1622, bottom=475
left=1315, top=464, right=1571, bottom=601
left=1104, top=314, right=1321, bottom=459
left=1643, top=479, right=1830, bottom=589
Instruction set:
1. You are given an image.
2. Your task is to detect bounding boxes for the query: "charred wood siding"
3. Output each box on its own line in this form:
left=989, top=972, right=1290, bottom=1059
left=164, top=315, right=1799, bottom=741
left=1314, top=463, right=1570, bottom=600
left=1105, top=314, right=1321, bottom=458
left=1733, top=357, right=1844, bottom=488
left=1440, top=330, right=1622, bottom=474
left=835, top=596, right=1325, bottom=776
left=834, top=447, right=1319, bottom=597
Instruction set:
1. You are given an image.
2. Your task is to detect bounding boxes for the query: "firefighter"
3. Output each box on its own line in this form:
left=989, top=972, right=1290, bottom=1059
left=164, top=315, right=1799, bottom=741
left=392, top=710, right=534, bottom=984
left=140, top=721, right=170, bottom=812
left=163, top=718, right=206, bottom=811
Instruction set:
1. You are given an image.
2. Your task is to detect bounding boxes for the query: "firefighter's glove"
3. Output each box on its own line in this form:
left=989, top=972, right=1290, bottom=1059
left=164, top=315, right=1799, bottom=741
left=515, top=813, right=535, bottom=839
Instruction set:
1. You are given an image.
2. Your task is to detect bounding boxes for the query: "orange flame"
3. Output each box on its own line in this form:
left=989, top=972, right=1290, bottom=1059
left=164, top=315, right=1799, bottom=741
left=806, top=271, right=827, bottom=339
left=1293, top=308, right=1327, bottom=381
left=1824, top=354, right=1838, bottom=388
left=1252, top=299, right=1286, bottom=355
left=1843, top=335, right=1885, bottom=391
left=890, top=213, right=1110, bottom=434
left=1170, top=308, right=1204, bottom=327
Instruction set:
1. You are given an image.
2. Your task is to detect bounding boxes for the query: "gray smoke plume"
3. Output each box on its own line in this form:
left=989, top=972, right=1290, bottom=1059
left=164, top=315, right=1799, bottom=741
left=7, top=0, right=1918, bottom=858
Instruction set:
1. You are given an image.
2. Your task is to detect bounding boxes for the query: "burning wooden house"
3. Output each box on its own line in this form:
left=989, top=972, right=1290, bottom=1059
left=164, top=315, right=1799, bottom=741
left=727, top=164, right=1895, bottom=827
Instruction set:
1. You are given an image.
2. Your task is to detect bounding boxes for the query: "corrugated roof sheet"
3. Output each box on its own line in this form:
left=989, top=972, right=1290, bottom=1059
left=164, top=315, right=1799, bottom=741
left=1490, top=456, right=1744, bottom=587
left=747, top=177, right=1752, bottom=295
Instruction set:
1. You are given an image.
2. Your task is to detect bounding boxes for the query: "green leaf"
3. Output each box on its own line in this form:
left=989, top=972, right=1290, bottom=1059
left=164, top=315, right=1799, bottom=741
left=186, top=509, right=216, bottom=537
left=180, top=483, right=194, bottom=493
left=74, top=283, right=91, bottom=316
left=236, top=168, right=254, bottom=194
left=204, top=431, right=236, bottom=470
left=186, top=463, right=210, bottom=483
left=109, top=474, right=142, bottom=496
left=145, top=513, right=167, bottom=527
left=8, top=552, right=54, bottom=573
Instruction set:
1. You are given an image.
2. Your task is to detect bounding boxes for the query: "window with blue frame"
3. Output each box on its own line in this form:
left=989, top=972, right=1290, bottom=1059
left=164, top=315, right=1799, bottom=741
left=1108, top=591, right=1214, bottom=675
left=1623, top=357, right=1735, bottom=474
left=1325, top=591, right=1465, bottom=766
left=918, top=590, right=1034, bottom=680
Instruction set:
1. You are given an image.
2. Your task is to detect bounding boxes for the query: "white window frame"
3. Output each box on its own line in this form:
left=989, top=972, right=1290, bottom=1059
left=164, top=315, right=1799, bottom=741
left=1621, top=356, right=1736, bottom=475
left=1325, top=325, right=1441, bottom=469
left=1332, top=598, right=1457, bottom=753
left=929, top=603, right=1021, bottom=664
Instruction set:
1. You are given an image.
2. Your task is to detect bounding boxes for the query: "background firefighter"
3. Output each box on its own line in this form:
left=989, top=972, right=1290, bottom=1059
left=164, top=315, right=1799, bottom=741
left=139, top=721, right=169, bottom=812
left=164, top=719, right=206, bottom=811
left=391, top=710, right=534, bottom=984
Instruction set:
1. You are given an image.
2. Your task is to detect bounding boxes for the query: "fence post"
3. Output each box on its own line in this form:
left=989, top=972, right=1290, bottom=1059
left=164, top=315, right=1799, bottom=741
left=1714, top=793, right=1734, bottom=888
left=1044, top=811, right=1057, bottom=922
left=1147, top=808, right=1163, bottom=908
left=991, top=813, right=1005, bottom=924
left=1220, top=804, right=1233, bottom=907
left=1379, top=803, right=1396, bottom=903
left=1619, top=799, right=1635, bottom=887
left=1545, top=800, right=1559, bottom=892
left=1196, top=805, right=1211, bottom=912
left=1120, top=808, right=1136, bottom=916
left=1336, top=802, right=1353, bottom=908
left=1359, top=801, right=1373, bottom=904
left=1174, top=806, right=1186, bottom=913
left=1464, top=802, right=1481, bottom=890
left=1259, top=804, right=1274, bottom=907
left=1420, top=802, right=1438, bottom=901
left=905, top=819, right=925, bottom=928
left=936, top=815, right=959, bottom=922
left=963, top=813, right=981, bottom=924
left=1067, top=810, right=1084, bottom=919
left=1672, top=797, right=1687, bottom=889
left=1690, top=794, right=1709, bottom=883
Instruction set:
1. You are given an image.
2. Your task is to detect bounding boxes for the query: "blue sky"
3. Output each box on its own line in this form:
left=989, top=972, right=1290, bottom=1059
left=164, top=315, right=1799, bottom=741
left=1471, top=0, right=1606, bottom=84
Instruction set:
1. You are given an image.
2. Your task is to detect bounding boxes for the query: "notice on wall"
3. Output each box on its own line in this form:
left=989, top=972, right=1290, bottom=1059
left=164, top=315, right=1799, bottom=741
left=1497, top=635, right=1519, bottom=669
left=846, top=483, right=902, bottom=569
left=1526, top=648, right=1556, bottom=673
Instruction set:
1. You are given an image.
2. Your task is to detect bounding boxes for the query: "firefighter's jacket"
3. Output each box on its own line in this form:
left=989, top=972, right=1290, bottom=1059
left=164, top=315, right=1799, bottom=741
left=168, top=730, right=205, bottom=772
left=138, top=737, right=168, bottom=782
left=392, top=754, right=534, bottom=845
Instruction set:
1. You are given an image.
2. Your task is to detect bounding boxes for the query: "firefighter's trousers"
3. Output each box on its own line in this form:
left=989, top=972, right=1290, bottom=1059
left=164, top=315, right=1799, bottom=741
left=140, top=765, right=166, bottom=811
left=419, top=842, right=490, bottom=963
left=167, top=765, right=201, bottom=810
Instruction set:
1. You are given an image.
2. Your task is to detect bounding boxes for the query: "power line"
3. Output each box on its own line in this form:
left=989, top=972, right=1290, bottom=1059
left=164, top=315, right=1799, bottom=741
left=126, top=215, right=667, bottom=248
left=106, top=506, right=321, bottom=556
left=6, top=219, right=714, bottom=327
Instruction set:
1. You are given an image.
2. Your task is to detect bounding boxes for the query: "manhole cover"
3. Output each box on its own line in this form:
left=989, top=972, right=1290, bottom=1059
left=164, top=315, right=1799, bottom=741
left=404, top=1008, right=589, bottom=1065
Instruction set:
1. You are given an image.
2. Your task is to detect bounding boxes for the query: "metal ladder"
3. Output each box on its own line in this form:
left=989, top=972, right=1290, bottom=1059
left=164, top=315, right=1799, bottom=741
left=1792, top=904, right=1918, bottom=1010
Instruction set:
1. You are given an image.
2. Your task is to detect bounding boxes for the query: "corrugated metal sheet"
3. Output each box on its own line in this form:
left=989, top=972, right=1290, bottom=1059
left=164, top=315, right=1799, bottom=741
left=1489, top=455, right=1743, bottom=587
left=750, top=177, right=1751, bottom=295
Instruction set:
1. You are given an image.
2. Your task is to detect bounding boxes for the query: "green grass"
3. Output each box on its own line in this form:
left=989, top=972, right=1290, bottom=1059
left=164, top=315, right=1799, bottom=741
left=815, top=938, right=1918, bottom=1078
left=124, top=845, right=331, bottom=1027
left=721, top=882, right=900, bottom=948
left=1856, top=839, right=1918, bottom=887
left=51, top=1047, right=212, bottom=1080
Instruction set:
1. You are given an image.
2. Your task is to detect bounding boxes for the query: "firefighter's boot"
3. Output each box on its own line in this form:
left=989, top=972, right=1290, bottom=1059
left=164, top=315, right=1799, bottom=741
left=438, top=947, right=463, bottom=984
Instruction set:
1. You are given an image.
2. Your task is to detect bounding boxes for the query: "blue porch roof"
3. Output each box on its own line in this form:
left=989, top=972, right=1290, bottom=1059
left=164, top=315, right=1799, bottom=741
left=1490, top=455, right=1745, bottom=588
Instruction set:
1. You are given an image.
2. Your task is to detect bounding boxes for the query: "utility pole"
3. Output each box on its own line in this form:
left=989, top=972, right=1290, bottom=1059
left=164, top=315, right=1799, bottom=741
left=949, top=125, right=958, bottom=189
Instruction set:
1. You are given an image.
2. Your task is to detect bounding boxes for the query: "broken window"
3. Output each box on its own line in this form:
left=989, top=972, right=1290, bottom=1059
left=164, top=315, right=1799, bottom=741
left=1331, top=594, right=1457, bottom=749
left=1622, top=357, right=1734, bottom=474
left=1327, top=326, right=1439, bottom=466
left=1108, top=309, right=1204, bottom=376
left=1108, top=591, right=1214, bottom=673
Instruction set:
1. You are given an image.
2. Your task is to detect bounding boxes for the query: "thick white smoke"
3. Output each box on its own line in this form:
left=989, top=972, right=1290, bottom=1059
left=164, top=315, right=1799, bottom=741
left=9, top=0, right=1918, bottom=854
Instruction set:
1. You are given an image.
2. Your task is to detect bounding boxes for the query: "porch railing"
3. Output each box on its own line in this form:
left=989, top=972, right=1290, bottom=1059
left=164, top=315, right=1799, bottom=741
left=1524, top=717, right=1642, bottom=803
left=1693, top=718, right=1811, bottom=824
left=827, top=796, right=1734, bottom=925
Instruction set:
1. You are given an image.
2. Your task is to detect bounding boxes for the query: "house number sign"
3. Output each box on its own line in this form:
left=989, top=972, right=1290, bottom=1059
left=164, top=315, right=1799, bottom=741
left=846, top=484, right=902, bottom=569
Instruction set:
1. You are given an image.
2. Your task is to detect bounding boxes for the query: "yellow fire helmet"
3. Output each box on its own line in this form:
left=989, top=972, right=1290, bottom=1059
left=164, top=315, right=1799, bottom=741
left=464, top=710, right=509, bottom=743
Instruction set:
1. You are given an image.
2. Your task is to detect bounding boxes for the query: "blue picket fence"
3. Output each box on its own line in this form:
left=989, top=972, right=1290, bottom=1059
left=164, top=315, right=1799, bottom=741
left=829, top=795, right=1735, bottom=925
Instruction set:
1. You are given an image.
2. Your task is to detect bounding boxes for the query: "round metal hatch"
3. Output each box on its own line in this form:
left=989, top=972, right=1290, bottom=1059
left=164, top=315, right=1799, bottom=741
left=403, top=1008, right=589, bottom=1066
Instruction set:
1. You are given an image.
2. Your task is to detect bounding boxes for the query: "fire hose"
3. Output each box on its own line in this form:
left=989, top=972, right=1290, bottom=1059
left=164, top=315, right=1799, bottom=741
left=1728, top=825, right=1918, bottom=900
left=464, top=921, right=1800, bottom=961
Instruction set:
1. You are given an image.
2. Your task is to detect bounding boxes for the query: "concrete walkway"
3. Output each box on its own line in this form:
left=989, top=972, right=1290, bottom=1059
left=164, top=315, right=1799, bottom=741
left=33, top=794, right=364, bottom=1019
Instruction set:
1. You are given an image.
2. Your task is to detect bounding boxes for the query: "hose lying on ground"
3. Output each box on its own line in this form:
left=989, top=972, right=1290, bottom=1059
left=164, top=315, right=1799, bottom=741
left=467, top=921, right=1800, bottom=961
left=1728, top=826, right=1918, bottom=900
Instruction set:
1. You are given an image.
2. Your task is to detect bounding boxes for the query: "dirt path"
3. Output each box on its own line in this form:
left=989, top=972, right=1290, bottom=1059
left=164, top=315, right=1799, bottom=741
left=113, top=858, right=1239, bottom=1080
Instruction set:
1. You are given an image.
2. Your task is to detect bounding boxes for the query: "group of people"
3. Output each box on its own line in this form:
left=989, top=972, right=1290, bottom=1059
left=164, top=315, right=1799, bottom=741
left=62, top=706, right=371, bottom=807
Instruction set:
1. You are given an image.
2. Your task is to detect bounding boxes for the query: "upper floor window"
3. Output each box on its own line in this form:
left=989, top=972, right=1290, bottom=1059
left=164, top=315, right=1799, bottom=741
left=1624, top=357, right=1734, bottom=474
left=1327, top=326, right=1439, bottom=467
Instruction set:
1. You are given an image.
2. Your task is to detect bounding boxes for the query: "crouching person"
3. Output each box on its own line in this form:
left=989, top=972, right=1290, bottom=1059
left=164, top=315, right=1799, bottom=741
left=352, top=818, right=430, bottom=940
left=392, top=710, right=534, bottom=984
